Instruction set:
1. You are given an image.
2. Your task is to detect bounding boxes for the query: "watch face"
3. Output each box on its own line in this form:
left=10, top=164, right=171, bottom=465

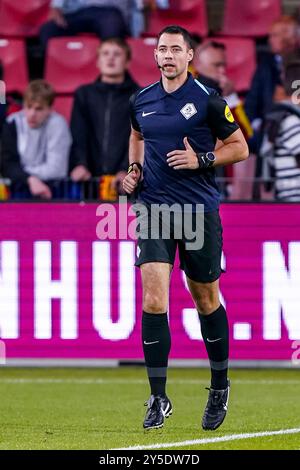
left=206, top=152, right=216, bottom=162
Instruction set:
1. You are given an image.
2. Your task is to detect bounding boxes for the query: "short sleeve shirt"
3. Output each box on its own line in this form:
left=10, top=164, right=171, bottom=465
left=130, top=73, right=239, bottom=211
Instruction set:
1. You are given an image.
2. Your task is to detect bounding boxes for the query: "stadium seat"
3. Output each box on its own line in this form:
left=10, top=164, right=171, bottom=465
left=127, top=38, right=160, bottom=87
left=45, top=37, right=100, bottom=94
left=221, top=0, right=282, bottom=37
left=209, top=37, right=256, bottom=92
left=0, top=0, right=50, bottom=37
left=147, top=0, right=208, bottom=37
left=0, top=38, right=28, bottom=93
left=53, top=96, right=74, bottom=123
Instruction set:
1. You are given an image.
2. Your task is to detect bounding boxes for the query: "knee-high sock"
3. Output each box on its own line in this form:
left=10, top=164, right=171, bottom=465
left=142, top=311, right=171, bottom=396
left=198, top=304, right=229, bottom=390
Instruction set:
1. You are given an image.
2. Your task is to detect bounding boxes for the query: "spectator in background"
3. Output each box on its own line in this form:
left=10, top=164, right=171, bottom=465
left=194, top=41, right=254, bottom=200
left=1, top=80, right=71, bottom=199
left=245, top=16, right=300, bottom=198
left=0, top=61, right=6, bottom=135
left=69, top=38, right=139, bottom=198
left=259, top=58, right=300, bottom=201
left=40, top=0, right=130, bottom=50
left=194, top=41, right=252, bottom=139
left=245, top=16, right=299, bottom=132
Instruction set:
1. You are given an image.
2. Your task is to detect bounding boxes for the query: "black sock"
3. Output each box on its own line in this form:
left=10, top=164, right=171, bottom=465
left=198, top=304, right=229, bottom=390
left=142, top=311, right=171, bottom=397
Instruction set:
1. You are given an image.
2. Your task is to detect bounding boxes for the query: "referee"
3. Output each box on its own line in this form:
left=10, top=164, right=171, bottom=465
left=123, top=26, right=248, bottom=431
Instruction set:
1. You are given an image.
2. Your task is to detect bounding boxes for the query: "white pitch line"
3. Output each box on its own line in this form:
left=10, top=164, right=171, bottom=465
left=116, top=428, right=300, bottom=450
left=0, top=378, right=299, bottom=385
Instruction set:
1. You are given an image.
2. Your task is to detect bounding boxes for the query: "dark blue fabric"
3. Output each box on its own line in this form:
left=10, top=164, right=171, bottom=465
left=40, top=6, right=128, bottom=49
left=245, top=52, right=282, bottom=123
left=245, top=52, right=282, bottom=154
left=130, top=73, right=239, bottom=212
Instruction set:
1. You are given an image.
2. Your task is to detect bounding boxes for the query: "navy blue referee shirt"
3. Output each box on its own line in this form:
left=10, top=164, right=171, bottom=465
left=130, top=72, right=239, bottom=212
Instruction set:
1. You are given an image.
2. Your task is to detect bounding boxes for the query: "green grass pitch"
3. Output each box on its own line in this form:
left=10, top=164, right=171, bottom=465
left=0, top=367, right=299, bottom=450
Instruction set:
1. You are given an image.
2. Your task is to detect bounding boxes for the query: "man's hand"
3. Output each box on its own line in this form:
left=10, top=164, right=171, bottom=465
left=49, top=8, right=68, bottom=28
left=28, top=176, right=52, bottom=199
left=70, top=165, right=91, bottom=182
left=167, top=137, right=199, bottom=170
left=122, top=164, right=141, bottom=194
left=112, top=170, right=127, bottom=195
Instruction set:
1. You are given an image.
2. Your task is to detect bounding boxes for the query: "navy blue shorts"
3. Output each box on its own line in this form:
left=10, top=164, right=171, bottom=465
left=134, top=205, right=223, bottom=283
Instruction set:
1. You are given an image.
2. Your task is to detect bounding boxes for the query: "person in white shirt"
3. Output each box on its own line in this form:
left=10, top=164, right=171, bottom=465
left=2, top=80, right=71, bottom=199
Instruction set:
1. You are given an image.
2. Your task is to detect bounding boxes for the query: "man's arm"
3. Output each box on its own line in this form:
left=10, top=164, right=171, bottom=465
left=69, top=88, right=89, bottom=171
left=1, top=121, right=30, bottom=183
left=123, top=127, right=144, bottom=194
left=207, top=93, right=249, bottom=165
left=129, top=128, right=144, bottom=165
left=212, top=128, right=249, bottom=166
left=244, top=66, right=262, bottom=123
left=167, top=93, right=248, bottom=170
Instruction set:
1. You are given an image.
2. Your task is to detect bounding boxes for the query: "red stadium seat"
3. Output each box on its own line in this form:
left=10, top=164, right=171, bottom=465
left=0, top=0, right=50, bottom=37
left=209, top=37, right=256, bottom=92
left=147, top=0, right=208, bottom=37
left=0, top=38, right=28, bottom=93
left=127, top=37, right=161, bottom=87
left=53, top=96, right=74, bottom=123
left=45, top=37, right=100, bottom=94
left=221, top=0, right=282, bottom=37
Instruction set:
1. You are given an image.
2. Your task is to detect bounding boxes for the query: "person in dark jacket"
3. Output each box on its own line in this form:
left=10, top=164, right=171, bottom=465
left=69, top=37, right=139, bottom=197
left=245, top=16, right=299, bottom=127
left=245, top=15, right=299, bottom=187
left=194, top=41, right=253, bottom=200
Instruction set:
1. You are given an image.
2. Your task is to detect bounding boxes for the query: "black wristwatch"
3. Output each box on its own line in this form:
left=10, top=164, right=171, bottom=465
left=127, top=162, right=143, bottom=181
left=196, top=152, right=216, bottom=169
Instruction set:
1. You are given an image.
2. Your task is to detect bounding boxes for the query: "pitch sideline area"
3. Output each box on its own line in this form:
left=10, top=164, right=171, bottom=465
left=0, top=367, right=299, bottom=450
left=116, top=427, right=300, bottom=450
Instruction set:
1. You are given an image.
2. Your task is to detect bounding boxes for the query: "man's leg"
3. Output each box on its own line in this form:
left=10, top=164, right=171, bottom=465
left=140, top=261, right=173, bottom=429
left=187, top=278, right=229, bottom=390
left=141, top=262, right=172, bottom=397
left=187, top=277, right=230, bottom=430
left=39, top=20, right=70, bottom=50
left=39, top=9, right=98, bottom=50
left=88, top=7, right=128, bottom=39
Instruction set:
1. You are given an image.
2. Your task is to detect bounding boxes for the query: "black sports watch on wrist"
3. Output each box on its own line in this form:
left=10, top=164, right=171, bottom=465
left=196, top=152, right=216, bottom=169
left=127, top=162, right=143, bottom=181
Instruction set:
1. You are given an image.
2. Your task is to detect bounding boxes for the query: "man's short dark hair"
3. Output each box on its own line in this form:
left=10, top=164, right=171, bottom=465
left=157, top=25, right=194, bottom=50
left=197, top=40, right=226, bottom=55
left=99, top=37, right=131, bottom=61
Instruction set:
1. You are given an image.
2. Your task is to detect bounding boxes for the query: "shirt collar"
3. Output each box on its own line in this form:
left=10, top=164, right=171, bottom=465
left=157, top=72, right=195, bottom=100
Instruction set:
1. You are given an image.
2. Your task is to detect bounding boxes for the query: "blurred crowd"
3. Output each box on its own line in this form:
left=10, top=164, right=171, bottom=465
left=1, top=0, right=300, bottom=202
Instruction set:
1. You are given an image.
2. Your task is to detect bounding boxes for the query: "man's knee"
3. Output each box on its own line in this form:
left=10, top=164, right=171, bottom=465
left=143, top=291, right=168, bottom=313
left=194, top=289, right=220, bottom=315
left=40, top=21, right=62, bottom=48
left=93, top=8, right=127, bottom=38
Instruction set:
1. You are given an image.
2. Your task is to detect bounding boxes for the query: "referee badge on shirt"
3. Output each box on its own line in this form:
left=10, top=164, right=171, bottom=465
left=224, top=104, right=235, bottom=123
left=180, top=103, right=197, bottom=120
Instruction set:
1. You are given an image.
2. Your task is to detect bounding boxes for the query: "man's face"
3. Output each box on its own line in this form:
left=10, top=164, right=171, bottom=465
left=155, top=33, right=193, bottom=80
left=97, top=42, right=128, bottom=77
left=195, top=46, right=226, bottom=83
left=269, top=22, right=298, bottom=54
left=24, top=101, right=51, bottom=128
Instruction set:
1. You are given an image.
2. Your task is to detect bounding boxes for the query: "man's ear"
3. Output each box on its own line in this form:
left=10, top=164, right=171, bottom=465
left=154, top=49, right=158, bottom=62
left=188, top=49, right=194, bottom=63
